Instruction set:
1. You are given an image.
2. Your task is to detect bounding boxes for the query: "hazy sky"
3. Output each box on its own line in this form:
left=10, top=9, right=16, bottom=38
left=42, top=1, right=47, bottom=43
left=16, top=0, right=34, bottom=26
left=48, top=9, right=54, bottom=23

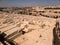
left=0, top=0, right=60, bottom=7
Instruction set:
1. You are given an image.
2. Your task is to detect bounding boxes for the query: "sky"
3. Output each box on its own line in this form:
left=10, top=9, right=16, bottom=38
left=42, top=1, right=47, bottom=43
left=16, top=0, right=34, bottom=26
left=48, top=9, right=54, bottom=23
left=0, top=0, right=60, bottom=7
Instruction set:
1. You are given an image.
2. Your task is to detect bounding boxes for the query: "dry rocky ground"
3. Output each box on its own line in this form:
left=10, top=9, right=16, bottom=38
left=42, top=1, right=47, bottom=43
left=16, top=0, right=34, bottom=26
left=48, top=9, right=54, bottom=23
left=0, top=13, right=56, bottom=45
